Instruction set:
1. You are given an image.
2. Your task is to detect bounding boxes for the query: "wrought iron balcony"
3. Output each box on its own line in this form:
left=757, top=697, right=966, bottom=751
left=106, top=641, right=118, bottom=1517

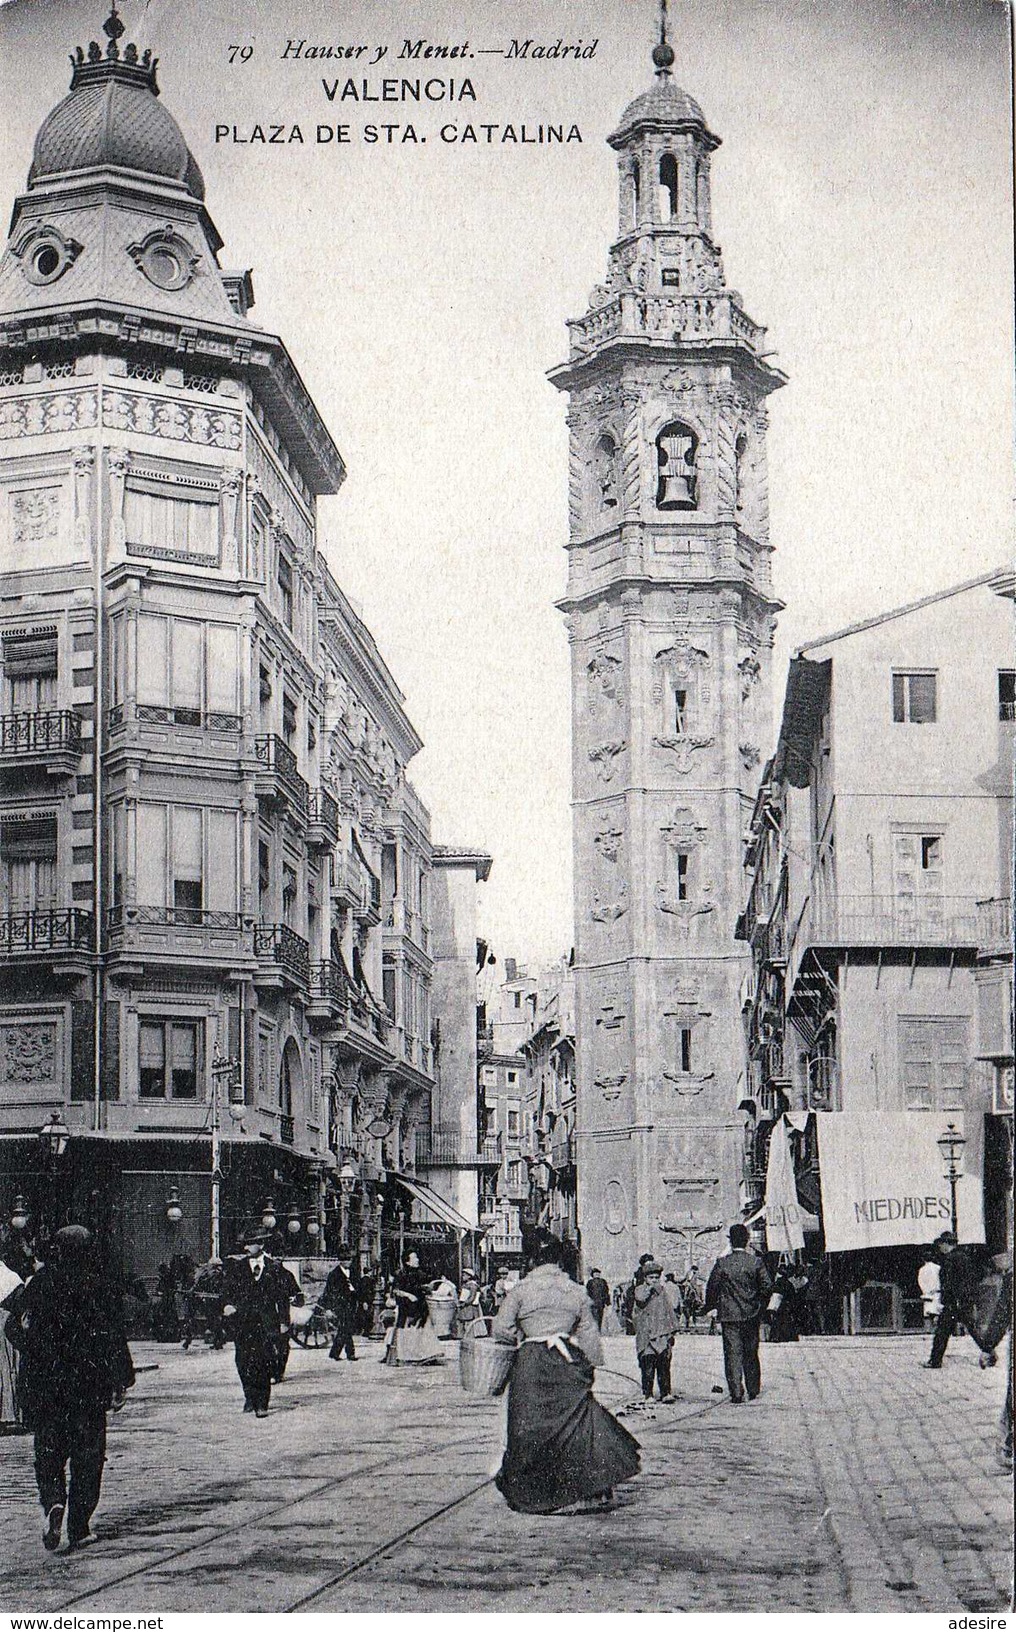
left=804, top=895, right=979, bottom=950
left=308, top=786, right=340, bottom=847
left=254, top=922, right=310, bottom=988
left=416, top=1131, right=502, bottom=1168
left=253, top=735, right=309, bottom=822
left=0, top=710, right=82, bottom=775
left=0, top=908, right=93, bottom=959
left=308, top=960, right=348, bottom=1022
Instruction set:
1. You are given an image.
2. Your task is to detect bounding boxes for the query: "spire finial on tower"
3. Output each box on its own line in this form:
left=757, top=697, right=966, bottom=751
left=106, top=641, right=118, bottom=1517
left=652, top=0, right=675, bottom=76
left=103, top=4, right=126, bottom=43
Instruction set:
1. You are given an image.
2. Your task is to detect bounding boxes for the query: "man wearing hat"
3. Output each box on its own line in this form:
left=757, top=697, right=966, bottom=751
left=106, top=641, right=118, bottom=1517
left=322, top=1252, right=362, bottom=1361
left=922, top=1231, right=991, bottom=1370
left=8, top=1225, right=134, bottom=1551
left=632, top=1261, right=679, bottom=1402
left=223, top=1230, right=291, bottom=1416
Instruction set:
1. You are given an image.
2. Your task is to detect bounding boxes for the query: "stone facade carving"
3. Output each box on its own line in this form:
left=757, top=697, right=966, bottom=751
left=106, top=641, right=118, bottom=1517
left=591, top=878, right=628, bottom=923
left=593, top=821, right=624, bottom=864
left=11, top=488, right=61, bottom=548
left=603, top=1177, right=629, bottom=1235
left=588, top=739, right=626, bottom=783
left=102, top=390, right=241, bottom=450
left=0, top=389, right=98, bottom=438
left=2, top=1021, right=56, bottom=1083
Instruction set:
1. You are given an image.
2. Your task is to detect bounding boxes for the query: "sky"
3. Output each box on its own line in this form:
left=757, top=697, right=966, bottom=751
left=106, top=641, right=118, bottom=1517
left=1, top=0, right=1012, bottom=967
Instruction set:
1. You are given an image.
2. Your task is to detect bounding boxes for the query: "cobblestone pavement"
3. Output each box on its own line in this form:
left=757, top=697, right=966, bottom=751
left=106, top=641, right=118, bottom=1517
left=0, top=1331, right=1010, bottom=1614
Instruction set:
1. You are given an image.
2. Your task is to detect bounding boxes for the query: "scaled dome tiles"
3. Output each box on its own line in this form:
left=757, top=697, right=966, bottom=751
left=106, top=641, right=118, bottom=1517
left=609, top=78, right=707, bottom=144
left=29, top=74, right=205, bottom=200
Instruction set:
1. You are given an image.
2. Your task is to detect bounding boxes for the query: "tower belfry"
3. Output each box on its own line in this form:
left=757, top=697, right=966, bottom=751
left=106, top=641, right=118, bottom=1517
left=550, top=21, right=786, bottom=1280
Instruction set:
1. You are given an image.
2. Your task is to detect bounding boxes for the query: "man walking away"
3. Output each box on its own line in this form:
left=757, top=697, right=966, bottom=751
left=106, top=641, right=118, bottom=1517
left=323, top=1253, right=362, bottom=1361
left=704, top=1225, right=772, bottom=1404
left=633, top=1262, right=678, bottom=1402
left=923, top=1231, right=990, bottom=1369
left=10, top=1225, right=134, bottom=1552
left=272, top=1260, right=303, bottom=1382
left=585, top=1268, right=610, bottom=1331
left=223, top=1232, right=291, bottom=1416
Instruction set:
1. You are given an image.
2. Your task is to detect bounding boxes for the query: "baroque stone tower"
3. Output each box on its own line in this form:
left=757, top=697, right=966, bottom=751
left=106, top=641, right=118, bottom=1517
left=550, top=23, right=785, bottom=1282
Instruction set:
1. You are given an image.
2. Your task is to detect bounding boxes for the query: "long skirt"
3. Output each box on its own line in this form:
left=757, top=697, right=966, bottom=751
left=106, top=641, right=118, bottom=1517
left=495, top=1341, right=640, bottom=1514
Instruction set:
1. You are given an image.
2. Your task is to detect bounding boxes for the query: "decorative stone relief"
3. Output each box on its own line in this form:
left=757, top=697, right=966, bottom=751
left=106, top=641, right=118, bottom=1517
left=72, top=447, right=94, bottom=551
left=591, top=878, right=628, bottom=923
left=655, top=877, right=716, bottom=935
left=0, top=389, right=98, bottom=438
left=621, top=389, right=642, bottom=515
left=593, top=821, right=624, bottom=864
left=11, top=488, right=61, bottom=549
left=660, top=983, right=715, bottom=1092
left=660, top=806, right=707, bottom=851
left=2, top=1022, right=56, bottom=1083
left=588, top=740, right=626, bottom=783
left=739, top=742, right=761, bottom=770
left=586, top=649, right=622, bottom=712
left=594, top=1073, right=626, bottom=1102
left=101, top=390, right=241, bottom=450
left=659, top=368, right=697, bottom=397
left=603, top=1177, right=629, bottom=1235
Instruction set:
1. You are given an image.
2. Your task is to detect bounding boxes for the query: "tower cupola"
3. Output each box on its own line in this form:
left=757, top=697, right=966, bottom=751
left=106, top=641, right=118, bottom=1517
left=28, top=6, right=204, bottom=201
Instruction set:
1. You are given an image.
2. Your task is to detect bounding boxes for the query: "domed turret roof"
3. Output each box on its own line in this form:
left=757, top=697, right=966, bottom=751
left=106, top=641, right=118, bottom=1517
left=609, top=75, right=707, bottom=145
left=27, top=10, right=204, bottom=200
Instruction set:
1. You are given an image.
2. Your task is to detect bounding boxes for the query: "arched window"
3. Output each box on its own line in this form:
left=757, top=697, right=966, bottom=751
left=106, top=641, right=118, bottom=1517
left=656, top=421, right=698, bottom=509
left=594, top=434, right=619, bottom=511
left=632, top=159, right=641, bottom=222
left=659, top=153, right=678, bottom=222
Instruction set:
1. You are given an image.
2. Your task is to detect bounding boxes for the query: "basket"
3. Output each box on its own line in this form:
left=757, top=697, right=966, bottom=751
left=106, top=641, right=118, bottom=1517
left=459, top=1336, right=515, bottom=1397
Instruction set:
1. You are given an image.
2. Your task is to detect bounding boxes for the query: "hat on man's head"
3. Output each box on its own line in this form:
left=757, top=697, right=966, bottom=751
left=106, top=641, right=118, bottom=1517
left=241, top=1227, right=268, bottom=1246
left=644, top=1261, right=663, bottom=1277
left=933, top=1230, right=958, bottom=1247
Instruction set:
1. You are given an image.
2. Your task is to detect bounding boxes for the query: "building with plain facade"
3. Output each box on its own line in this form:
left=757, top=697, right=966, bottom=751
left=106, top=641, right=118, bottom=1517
left=551, top=40, right=784, bottom=1282
left=738, top=570, right=1014, bottom=1331
left=0, top=12, right=483, bottom=1284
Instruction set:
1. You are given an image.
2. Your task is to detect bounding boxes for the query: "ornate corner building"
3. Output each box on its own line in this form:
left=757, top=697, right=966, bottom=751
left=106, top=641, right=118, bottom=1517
left=550, top=37, right=786, bottom=1281
left=0, top=12, right=487, bottom=1280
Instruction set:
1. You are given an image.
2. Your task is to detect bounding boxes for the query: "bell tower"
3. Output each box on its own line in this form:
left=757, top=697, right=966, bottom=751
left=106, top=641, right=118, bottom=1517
left=551, top=8, right=786, bottom=1282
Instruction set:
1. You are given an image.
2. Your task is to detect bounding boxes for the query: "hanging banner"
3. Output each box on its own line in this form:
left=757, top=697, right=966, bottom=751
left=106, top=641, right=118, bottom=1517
left=762, top=1117, right=817, bottom=1251
left=815, top=1112, right=984, bottom=1251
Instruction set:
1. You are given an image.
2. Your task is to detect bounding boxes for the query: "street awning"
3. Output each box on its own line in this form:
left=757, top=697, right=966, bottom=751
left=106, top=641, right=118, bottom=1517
left=394, top=1174, right=475, bottom=1234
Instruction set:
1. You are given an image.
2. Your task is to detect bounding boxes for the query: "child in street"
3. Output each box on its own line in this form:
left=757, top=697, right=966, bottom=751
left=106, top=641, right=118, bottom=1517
left=633, top=1261, right=678, bottom=1403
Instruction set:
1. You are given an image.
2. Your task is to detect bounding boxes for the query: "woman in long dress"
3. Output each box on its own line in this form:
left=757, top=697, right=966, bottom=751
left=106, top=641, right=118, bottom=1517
left=383, top=1252, right=442, bottom=1365
left=492, top=1236, right=640, bottom=1514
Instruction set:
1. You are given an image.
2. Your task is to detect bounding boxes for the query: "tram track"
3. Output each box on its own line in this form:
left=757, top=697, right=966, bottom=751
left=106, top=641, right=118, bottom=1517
left=52, top=1384, right=732, bottom=1613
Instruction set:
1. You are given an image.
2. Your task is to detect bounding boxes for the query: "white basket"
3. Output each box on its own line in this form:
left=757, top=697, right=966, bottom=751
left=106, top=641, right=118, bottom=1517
left=459, top=1337, right=514, bottom=1397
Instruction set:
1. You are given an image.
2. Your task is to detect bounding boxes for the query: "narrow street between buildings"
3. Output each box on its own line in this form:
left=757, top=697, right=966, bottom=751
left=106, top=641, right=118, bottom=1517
left=1, top=1332, right=1009, bottom=1614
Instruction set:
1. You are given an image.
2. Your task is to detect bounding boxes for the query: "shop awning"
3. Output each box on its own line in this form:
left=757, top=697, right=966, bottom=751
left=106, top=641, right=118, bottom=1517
left=395, top=1174, right=475, bottom=1234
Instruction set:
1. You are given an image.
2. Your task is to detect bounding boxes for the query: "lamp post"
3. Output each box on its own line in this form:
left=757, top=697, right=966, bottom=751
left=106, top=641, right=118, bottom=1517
left=210, top=1053, right=240, bottom=1261
left=165, top=1186, right=183, bottom=1224
left=38, top=1110, right=72, bottom=1238
left=339, top=1158, right=358, bottom=1250
left=10, top=1194, right=30, bottom=1232
left=936, top=1122, right=967, bottom=1238
left=261, top=1197, right=278, bottom=1232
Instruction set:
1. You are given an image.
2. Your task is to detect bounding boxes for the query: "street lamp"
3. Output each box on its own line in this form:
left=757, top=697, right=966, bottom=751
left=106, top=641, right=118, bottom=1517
left=10, top=1194, right=30, bottom=1231
left=286, top=1210, right=302, bottom=1238
left=38, top=1111, right=70, bottom=1161
left=261, top=1197, right=278, bottom=1231
left=339, top=1158, right=358, bottom=1250
left=936, top=1122, right=967, bottom=1237
left=165, top=1186, right=183, bottom=1224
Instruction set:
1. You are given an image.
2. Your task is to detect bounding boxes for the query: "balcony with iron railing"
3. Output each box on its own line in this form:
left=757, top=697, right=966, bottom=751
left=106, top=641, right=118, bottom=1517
left=0, top=908, right=93, bottom=961
left=307, top=786, right=340, bottom=848
left=0, top=710, right=82, bottom=776
left=308, top=960, right=348, bottom=1024
left=977, top=897, right=1013, bottom=958
left=254, top=922, right=310, bottom=989
left=801, top=895, right=980, bottom=951
left=415, top=1130, right=503, bottom=1168
left=253, top=735, right=309, bottom=822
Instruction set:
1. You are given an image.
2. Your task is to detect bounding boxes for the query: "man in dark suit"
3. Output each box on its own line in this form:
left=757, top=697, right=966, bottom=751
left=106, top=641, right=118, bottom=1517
left=923, top=1231, right=991, bottom=1369
left=585, top=1268, right=610, bottom=1331
left=223, top=1232, right=291, bottom=1417
left=322, top=1253, right=362, bottom=1361
left=704, top=1224, right=773, bottom=1404
left=10, top=1225, right=134, bottom=1552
